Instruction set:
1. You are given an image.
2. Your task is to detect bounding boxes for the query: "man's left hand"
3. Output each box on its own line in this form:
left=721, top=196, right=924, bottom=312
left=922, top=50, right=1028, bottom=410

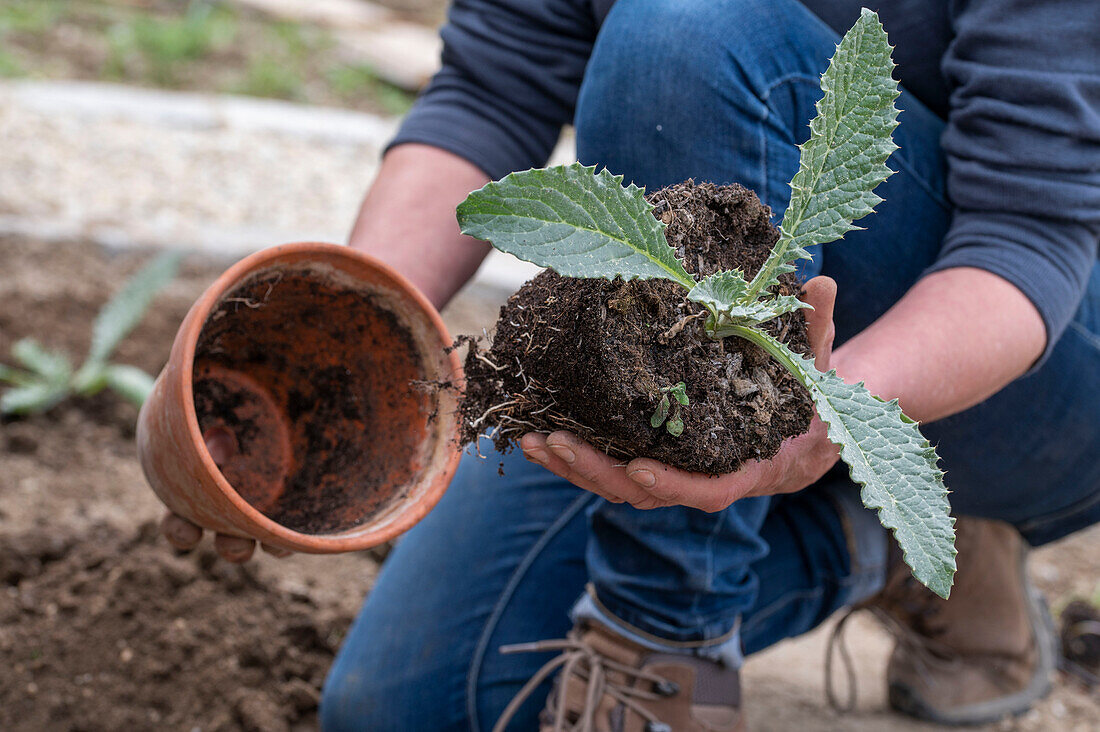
left=519, top=276, right=841, bottom=512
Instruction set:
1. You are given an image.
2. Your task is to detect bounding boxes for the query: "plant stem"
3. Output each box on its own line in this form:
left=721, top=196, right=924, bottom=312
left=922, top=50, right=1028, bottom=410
left=718, top=324, right=813, bottom=380
left=744, top=233, right=792, bottom=301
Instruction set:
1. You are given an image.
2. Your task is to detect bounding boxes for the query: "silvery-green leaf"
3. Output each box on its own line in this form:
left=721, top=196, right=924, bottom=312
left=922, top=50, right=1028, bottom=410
left=457, top=163, right=696, bottom=288
left=725, top=324, right=956, bottom=598
left=72, top=361, right=109, bottom=395
left=103, top=364, right=156, bottom=406
left=88, top=251, right=182, bottom=364
left=12, top=339, right=71, bottom=382
left=0, top=380, right=70, bottom=415
left=650, top=394, right=671, bottom=428
left=0, top=363, right=34, bottom=386
left=748, top=9, right=900, bottom=299
left=689, top=270, right=809, bottom=327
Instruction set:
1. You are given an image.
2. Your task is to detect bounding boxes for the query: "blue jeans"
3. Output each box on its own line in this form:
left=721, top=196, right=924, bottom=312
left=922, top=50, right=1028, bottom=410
left=323, top=0, right=1100, bottom=728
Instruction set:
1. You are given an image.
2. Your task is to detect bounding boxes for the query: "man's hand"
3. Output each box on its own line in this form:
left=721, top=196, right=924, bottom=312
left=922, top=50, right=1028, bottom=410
left=159, top=432, right=292, bottom=562
left=160, top=512, right=292, bottom=563
left=519, top=277, right=841, bottom=512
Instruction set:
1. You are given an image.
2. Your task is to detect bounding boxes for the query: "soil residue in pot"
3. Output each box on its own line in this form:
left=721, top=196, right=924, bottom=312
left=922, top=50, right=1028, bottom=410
left=461, top=180, right=815, bottom=474
left=193, top=269, right=428, bottom=534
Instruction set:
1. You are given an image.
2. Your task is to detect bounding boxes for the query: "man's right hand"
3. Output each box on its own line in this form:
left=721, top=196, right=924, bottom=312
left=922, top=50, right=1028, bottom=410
left=160, top=511, right=292, bottom=563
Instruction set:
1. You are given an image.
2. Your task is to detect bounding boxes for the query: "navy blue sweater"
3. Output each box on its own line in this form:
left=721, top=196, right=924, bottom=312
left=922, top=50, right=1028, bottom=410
left=391, top=0, right=1100, bottom=360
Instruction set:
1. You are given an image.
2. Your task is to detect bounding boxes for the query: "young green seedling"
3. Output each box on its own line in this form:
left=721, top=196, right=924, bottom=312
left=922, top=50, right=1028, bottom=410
left=651, top=381, right=689, bottom=436
left=456, top=10, right=955, bottom=597
left=0, top=251, right=182, bottom=415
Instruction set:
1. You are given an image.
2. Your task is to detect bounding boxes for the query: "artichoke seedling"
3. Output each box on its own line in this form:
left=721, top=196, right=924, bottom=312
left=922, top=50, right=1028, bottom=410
left=456, top=10, right=956, bottom=597
left=0, top=251, right=181, bottom=415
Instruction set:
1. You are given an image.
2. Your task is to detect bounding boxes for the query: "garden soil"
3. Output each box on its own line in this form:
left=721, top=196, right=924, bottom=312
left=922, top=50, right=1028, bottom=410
left=1, top=237, right=1097, bottom=731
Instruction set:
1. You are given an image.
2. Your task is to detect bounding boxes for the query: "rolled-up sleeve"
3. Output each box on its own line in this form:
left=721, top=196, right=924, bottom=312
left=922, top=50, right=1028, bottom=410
left=387, top=0, right=598, bottom=179
left=925, top=0, right=1100, bottom=364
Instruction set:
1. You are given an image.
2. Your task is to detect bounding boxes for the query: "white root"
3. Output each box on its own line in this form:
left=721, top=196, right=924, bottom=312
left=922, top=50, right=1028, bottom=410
left=474, top=353, right=507, bottom=372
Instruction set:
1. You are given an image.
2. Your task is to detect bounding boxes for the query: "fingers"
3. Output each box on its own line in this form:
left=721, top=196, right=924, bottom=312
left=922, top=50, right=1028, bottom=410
left=623, top=457, right=772, bottom=512
left=161, top=511, right=291, bottom=562
left=161, top=512, right=203, bottom=551
left=214, top=533, right=257, bottom=563
left=261, top=543, right=292, bottom=559
left=521, top=432, right=675, bottom=509
left=801, top=276, right=837, bottom=368
left=519, top=430, right=819, bottom=512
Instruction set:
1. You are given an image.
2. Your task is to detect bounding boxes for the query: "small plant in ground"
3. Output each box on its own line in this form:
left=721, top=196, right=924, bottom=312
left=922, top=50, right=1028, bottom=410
left=0, top=251, right=181, bottom=415
left=0, top=0, right=66, bottom=35
left=106, top=1, right=238, bottom=86
left=651, top=382, right=689, bottom=437
left=327, top=63, right=415, bottom=116
left=457, top=10, right=955, bottom=596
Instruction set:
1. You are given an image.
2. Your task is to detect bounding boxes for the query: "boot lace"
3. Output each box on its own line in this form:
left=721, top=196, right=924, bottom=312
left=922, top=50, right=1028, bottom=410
left=493, top=633, right=678, bottom=732
left=825, top=571, right=956, bottom=713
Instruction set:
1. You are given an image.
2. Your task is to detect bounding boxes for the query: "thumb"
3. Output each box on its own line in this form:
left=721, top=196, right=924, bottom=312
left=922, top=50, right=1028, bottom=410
left=800, top=276, right=836, bottom=369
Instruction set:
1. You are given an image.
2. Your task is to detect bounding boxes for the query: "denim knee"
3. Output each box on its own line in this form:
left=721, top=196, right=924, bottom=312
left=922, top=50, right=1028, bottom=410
left=587, top=0, right=808, bottom=89
left=321, top=659, right=387, bottom=732
left=319, top=662, right=360, bottom=732
left=320, top=653, right=441, bottom=731
left=577, top=0, right=832, bottom=192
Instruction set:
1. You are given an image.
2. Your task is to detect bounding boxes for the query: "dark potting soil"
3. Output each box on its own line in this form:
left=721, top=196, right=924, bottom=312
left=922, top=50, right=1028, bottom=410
left=193, top=270, right=425, bottom=535
left=461, top=180, right=815, bottom=474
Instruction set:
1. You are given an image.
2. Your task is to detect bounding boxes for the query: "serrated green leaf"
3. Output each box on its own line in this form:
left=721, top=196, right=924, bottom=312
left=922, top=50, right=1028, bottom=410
left=748, top=9, right=900, bottom=299
left=689, top=270, right=809, bottom=327
left=88, top=251, right=182, bottom=364
left=666, top=416, right=684, bottom=437
left=689, top=269, right=752, bottom=306
left=103, top=364, right=156, bottom=406
left=726, top=324, right=956, bottom=598
left=0, top=380, right=70, bottom=415
left=670, top=382, right=689, bottom=406
left=457, top=163, right=696, bottom=288
left=12, top=339, right=71, bottom=381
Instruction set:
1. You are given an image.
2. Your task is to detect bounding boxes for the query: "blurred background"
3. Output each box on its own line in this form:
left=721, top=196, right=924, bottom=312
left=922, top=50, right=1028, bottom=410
left=0, top=2, right=1096, bottom=730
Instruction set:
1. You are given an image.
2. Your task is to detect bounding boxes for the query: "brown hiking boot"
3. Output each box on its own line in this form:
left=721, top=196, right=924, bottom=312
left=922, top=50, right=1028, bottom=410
left=493, top=620, right=745, bottom=732
left=830, top=516, right=1057, bottom=725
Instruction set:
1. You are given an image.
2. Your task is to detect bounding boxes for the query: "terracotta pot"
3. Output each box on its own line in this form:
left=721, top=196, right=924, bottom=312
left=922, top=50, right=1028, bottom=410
left=137, top=242, right=463, bottom=553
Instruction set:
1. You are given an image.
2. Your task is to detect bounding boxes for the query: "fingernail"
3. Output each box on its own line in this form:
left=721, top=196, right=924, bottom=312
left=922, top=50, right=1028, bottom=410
left=522, top=449, right=548, bottom=467
left=547, top=443, right=576, bottom=465
left=628, top=469, right=656, bottom=487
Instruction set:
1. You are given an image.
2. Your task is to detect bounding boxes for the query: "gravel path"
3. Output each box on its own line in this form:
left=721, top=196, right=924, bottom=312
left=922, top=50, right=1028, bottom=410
left=0, top=79, right=548, bottom=292
left=0, top=81, right=393, bottom=252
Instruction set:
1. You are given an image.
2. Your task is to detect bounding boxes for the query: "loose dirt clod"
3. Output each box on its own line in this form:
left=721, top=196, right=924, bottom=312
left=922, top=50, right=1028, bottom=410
left=461, top=181, right=814, bottom=474
left=0, top=521, right=352, bottom=732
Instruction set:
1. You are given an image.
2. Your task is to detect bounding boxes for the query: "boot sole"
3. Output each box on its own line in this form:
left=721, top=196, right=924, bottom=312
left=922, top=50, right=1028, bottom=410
left=887, top=544, right=1058, bottom=726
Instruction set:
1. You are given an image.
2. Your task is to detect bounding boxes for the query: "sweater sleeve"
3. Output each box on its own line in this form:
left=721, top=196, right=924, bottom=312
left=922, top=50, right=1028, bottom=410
left=387, top=0, right=598, bottom=179
left=925, top=0, right=1100, bottom=364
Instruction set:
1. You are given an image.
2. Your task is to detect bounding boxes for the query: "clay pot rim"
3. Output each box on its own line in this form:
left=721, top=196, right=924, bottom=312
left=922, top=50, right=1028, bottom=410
left=178, top=242, right=463, bottom=552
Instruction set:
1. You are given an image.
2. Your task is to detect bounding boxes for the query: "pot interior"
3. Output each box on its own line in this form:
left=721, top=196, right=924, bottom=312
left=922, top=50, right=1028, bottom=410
left=191, top=262, right=434, bottom=535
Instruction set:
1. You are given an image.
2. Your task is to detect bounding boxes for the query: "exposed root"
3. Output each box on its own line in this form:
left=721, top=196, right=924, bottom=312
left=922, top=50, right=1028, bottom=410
left=659, top=311, right=705, bottom=343
left=474, top=353, right=507, bottom=372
